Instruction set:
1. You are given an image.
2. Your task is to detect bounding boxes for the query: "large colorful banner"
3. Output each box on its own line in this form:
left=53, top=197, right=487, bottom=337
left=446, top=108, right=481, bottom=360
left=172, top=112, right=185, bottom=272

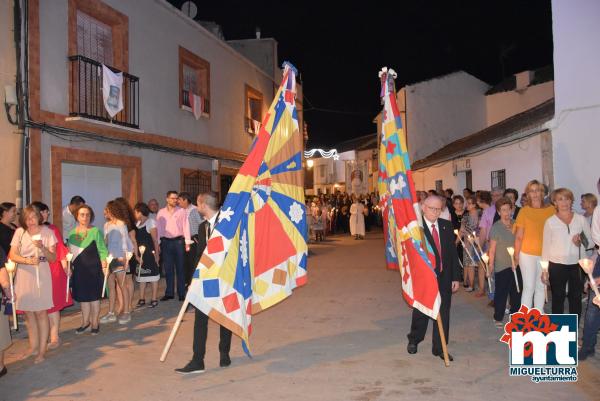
left=186, top=62, right=308, bottom=354
left=378, top=67, right=441, bottom=319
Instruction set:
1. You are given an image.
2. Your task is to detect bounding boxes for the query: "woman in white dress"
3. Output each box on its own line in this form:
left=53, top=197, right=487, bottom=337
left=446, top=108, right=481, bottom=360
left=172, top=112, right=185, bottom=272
left=9, top=205, right=57, bottom=363
left=350, top=196, right=366, bottom=240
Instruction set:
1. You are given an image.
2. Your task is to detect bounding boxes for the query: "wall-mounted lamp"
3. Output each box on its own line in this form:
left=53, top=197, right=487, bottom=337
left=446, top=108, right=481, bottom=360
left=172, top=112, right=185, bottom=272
left=307, top=159, right=314, bottom=168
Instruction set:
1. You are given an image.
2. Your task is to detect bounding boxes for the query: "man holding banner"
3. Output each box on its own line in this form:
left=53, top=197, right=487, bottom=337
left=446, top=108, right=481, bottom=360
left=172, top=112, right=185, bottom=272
left=407, top=195, right=461, bottom=361
left=377, top=67, right=459, bottom=365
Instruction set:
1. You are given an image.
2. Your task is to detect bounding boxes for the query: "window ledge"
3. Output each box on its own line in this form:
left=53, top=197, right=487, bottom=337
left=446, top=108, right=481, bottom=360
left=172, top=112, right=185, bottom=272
left=65, top=116, right=144, bottom=133
left=181, top=105, right=209, bottom=118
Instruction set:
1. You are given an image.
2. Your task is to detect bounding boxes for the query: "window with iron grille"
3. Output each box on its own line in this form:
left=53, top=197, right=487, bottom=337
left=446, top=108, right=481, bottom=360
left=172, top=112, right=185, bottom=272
left=181, top=170, right=211, bottom=201
left=76, top=11, right=113, bottom=117
left=77, top=10, right=113, bottom=65
left=491, top=169, right=506, bottom=191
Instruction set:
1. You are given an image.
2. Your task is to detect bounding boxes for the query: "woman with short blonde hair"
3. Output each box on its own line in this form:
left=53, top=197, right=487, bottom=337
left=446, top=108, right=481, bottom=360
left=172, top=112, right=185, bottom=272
left=9, top=205, right=57, bottom=363
left=542, top=188, right=591, bottom=318
left=513, top=180, right=555, bottom=310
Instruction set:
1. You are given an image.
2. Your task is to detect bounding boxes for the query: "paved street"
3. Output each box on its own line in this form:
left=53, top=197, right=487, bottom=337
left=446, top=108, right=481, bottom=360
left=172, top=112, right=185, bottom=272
left=3, top=231, right=600, bottom=400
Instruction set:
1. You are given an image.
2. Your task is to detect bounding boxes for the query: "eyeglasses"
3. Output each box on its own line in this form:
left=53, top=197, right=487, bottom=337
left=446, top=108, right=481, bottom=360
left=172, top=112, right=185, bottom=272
left=425, top=206, right=442, bottom=212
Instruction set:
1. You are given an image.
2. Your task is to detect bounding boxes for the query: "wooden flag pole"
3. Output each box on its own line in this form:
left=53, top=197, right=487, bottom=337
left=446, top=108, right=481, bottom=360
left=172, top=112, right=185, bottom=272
left=160, top=299, right=190, bottom=362
left=436, top=314, right=450, bottom=367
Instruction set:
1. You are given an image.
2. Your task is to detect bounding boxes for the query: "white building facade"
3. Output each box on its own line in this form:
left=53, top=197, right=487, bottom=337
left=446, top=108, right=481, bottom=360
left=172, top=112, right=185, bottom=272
left=550, top=0, right=600, bottom=197
left=387, top=68, right=555, bottom=196
left=12, top=0, right=302, bottom=229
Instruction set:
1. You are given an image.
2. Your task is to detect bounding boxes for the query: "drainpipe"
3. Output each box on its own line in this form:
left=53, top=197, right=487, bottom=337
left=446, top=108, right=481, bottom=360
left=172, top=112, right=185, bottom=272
left=13, top=0, right=27, bottom=207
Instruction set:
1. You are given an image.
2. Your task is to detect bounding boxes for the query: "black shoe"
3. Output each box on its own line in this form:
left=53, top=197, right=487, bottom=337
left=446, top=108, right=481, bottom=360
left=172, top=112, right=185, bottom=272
left=578, top=349, right=595, bottom=361
left=220, top=354, right=231, bottom=367
left=148, top=300, right=159, bottom=308
left=91, top=327, right=100, bottom=336
left=175, top=360, right=205, bottom=374
left=432, top=351, right=454, bottom=361
left=160, top=295, right=174, bottom=302
left=407, top=343, right=418, bottom=354
left=75, top=324, right=90, bottom=334
left=0, top=366, right=7, bottom=378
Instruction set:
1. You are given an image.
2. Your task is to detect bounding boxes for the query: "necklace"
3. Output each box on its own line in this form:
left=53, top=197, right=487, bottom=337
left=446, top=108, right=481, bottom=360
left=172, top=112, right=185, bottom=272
left=75, top=227, right=89, bottom=241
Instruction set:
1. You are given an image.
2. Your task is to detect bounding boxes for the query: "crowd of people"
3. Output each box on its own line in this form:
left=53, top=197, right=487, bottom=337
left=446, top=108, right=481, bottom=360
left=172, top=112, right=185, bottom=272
left=0, top=191, right=211, bottom=375
left=417, top=180, right=600, bottom=361
left=306, top=192, right=381, bottom=241
left=1, top=177, right=600, bottom=376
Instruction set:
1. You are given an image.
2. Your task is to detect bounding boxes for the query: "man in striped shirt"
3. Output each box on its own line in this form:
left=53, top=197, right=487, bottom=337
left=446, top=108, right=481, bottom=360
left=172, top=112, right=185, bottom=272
left=178, top=192, right=204, bottom=288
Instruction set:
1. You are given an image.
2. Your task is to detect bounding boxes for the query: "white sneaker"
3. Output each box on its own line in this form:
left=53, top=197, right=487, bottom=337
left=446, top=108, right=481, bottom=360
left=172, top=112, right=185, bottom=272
left=100, top=312, right=117, bottom=323
left=118, top=313, right=131, bottom=325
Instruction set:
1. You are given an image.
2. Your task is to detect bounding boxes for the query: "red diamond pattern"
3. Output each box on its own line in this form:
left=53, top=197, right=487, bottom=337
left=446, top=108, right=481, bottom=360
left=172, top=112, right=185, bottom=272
left=222, top=292, right=241, bottom=313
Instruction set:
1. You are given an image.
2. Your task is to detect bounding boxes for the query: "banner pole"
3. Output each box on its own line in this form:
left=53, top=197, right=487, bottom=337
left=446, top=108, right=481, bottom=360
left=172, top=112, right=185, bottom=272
left=160, top=299, right=190, bottom=362
left=436, top=314, right=450, bottom=367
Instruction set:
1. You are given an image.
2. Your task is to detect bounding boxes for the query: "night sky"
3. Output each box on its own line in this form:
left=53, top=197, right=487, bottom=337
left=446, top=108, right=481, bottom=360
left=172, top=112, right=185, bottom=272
left=168, top=0, right=553, bottom=149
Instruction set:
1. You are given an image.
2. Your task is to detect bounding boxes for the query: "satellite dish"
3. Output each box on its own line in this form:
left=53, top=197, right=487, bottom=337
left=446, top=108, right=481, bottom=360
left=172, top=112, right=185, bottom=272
left=181, top=1, right=198, bottom=19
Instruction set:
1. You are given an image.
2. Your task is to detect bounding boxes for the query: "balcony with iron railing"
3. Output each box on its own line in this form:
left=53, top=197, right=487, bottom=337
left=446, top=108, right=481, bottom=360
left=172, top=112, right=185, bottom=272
left=69, top=55, right=140, bottom=129
left=181, top=89, right=210, bottom=116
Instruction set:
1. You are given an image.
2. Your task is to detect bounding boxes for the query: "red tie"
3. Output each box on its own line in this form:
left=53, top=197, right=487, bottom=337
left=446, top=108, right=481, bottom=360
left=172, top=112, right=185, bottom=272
left=431, top=222, right=443, bottom=272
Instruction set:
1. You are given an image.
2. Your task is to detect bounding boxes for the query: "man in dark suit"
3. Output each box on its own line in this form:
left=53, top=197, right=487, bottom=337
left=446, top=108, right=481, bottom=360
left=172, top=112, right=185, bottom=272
left=176, top=192, right=232, bottom=374
left=407, top=195, right=461, bottom=361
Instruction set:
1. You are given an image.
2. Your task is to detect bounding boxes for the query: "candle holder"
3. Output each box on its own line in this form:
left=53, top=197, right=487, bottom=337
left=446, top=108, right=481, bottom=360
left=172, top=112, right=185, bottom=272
left=66, top=253, right=74, bottom=302
left=138, top=245, right=146, bottom=281
left=579, top=258, right=600, bottom=298
left=31, top=234, right=41, bottom=293
left=103, top=254, right=114, bottom=298
left=5, top=259, right=17, bottom=330
left=540, top=260, right=549, bottom=302
left=506, top=247, right=520, bottom=293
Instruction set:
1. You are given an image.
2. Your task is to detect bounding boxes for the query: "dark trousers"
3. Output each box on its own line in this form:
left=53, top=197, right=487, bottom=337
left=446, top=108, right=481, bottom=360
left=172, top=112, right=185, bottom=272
left=184, top=240, right=200, bottom=287
left=549, top=262, right=582, bottom=317
left=161, top=238, right=186, bottom=298
left=192, top=306, right=232, bottom=363
left=582, top=288, right=600, bottom=354
left=494, top=267, right=522, bottom=322
left=407, top=291, right=451, bottom=354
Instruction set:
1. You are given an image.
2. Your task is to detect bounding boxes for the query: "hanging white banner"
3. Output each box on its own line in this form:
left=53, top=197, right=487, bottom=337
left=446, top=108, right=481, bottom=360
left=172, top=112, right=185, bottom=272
left=102, top=64, right=124, bottom=118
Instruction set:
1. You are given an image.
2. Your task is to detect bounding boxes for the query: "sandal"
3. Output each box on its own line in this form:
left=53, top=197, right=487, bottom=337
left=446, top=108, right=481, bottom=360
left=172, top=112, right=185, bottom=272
left=148, top=300, right=159, bottom=308
left=135, top=299, right=146, bottom=309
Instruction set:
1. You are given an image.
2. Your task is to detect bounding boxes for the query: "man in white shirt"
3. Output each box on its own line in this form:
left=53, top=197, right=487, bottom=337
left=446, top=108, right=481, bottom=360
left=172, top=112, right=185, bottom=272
left=62, top=195, right=85, bottom=240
